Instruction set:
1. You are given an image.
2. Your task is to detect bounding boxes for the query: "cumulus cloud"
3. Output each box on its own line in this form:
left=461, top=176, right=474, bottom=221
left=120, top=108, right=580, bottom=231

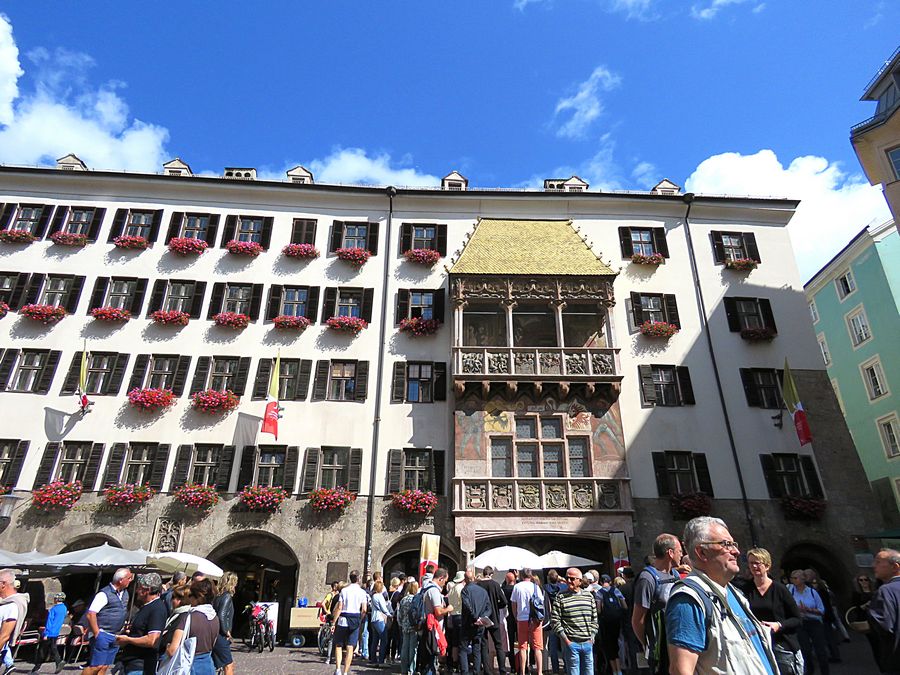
left=554, top=66, right=621, bottom=139
left=300, top=147, right=440, bottom=187
left=0, top=14, right=23, bottom=125
left=631, top=161, right=658, bottom=188
left=684, top=149, right=891, bottom=280
left=691, top=0, right=752, bottom=20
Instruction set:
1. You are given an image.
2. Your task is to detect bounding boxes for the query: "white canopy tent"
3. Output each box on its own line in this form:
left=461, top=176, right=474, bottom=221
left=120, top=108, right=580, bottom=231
left=471, top=546, right=543, bottom=571
left=536, top=550, right=602, bottom=570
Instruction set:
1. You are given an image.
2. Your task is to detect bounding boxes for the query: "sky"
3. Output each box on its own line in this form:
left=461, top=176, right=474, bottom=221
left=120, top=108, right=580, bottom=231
left=0, top=2, right=897, bottom=280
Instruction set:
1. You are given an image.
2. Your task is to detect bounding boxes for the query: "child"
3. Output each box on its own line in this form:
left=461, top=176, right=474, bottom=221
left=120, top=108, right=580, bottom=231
left=31, top=592, right=67, bottom=673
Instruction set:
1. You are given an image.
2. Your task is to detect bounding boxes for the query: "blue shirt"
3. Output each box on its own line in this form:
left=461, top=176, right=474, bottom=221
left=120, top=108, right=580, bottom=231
left=667, top=586, right=774, bottom=675
left=44, top=603, right=67, bottom=638
left=789, top=585, right=824, bottom=621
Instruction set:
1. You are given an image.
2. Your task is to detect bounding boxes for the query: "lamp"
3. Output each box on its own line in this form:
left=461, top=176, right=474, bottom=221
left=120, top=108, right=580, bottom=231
left=0, top=493, right=20, bottom=520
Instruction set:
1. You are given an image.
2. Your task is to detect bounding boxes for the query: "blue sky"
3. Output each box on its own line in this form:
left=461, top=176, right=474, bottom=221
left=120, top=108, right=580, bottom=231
left=0, top=2, right=897, bottom=278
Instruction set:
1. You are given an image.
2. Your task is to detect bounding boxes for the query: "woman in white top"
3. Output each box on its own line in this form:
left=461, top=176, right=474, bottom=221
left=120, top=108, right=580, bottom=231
left=369, top=580, right=393, bottom=665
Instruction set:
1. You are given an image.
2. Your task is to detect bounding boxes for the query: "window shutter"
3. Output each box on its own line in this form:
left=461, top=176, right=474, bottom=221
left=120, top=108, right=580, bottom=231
left=189, top=281, right=206, bottom=319
left=433, top=362, right=447, bottom=401
left=759, top=299, right=777, bottom=333
left=0, top=204, right=14, bottom=229
left=711, top=231, right=726, bottom=264
left=35, top=351, right=61, bottom=394
left=204, top=214, right=219, bottom=246
left=260, top=217, right=274, bottom=249
left=23, top=273, right=46, bottom=306
left=0, top=349, right=19, bottom=390
left=693, top=453, right=714, bottom=497
left=743, top=233, right=760, bottom=262
left=348, top=448, right=363, bottom=493
left=321, top=287, right=338, bottom=321
left=652, top=452, right=670, bottom=496
left=297, top=360, right=313, bottom=400
left=366, top=222, right=380, bottom=255
left=266, top=285, right=283, bottom=320
left=329, top=222, right=343, bottom=252
left=387, top=449, right=403, bottom=493
left=760, top=455, right=782, bottom=498
left=107, top=209, right=128, bottom=242
left=61, top=352, right=82, bottom=395
left=391, top=362, right=406, bottom=403
left=170, top=445, right=193, bottom=491
left=83, top=443, right=105, bottom=491
left=48, top=206, right=68, bottom=237
left=145, top=210, right=163, bottom=244
left=64, top=276, right=85, bottom=314
left=434, top=289, right=445, bottom=323
left=171, top=356, right=192, bottom=396
left=127, top=355, right=151, bottom=392
left=252, top=358, right=272, bottom=400
left=631, top=292, right=644, bottom=326
left=190, top=357, right=211, bottom=394
left=33, top=205, right=53, bottom=239
left=165, top=212, right=184, bottom=244
left=395, top=289, right=410, bottom=325
left=148, top=444, right=171, bottom=490
left=248, top=284, right=264, bottom=321
left=221, top=215, right=237, bottom=246
left=354, top=361, right=370, bottom=402
left=291, top=219, right=316, bottom=245
left=300, top=448, right=321, bottom=494
left=282, top=446, right=300, bottom=494
left=400, top=223, right=412, bottom=253
left=618, top=227, right=634, bottom=257
left=233, top=357, right=252, bottom=395
left=102, top=443, right=128, bottom=488
left=676, top=367, right=695, bottom=405
left=740, top=368, right=760, bottom=407
left=653, top=228, right=669, bottom=257
left=215, top=445, right=236, bottom=491
left=800, top=455, right=824, bottom=498
left=33, top=443, right=59, bottom=488
left=723, top=297, right=740, bottom=332
left=432, top=449, right=446, bottom=495
left=8, top=273, right=30, bottom=310
left=436, top=224, right=448, bottom=256
left=305, top=286, right=319, bottom=322
left=105, top=353, right=130, bottom=395
left=129, top=278, right=148, bottom=315
left=361, top=288, right=374, bottom=323
left=207, top=283, right=225, bottom=319
left=146, top=280, right=166, bottom=315
left=639, top=365, right=657, bottom=405
left=311, top=360, right=330, bottom=401
left=663, top=294, right=680, bottom=328
left=236, top=446, right=257, bottom=489
left=87, top=208, right=106, bottom=242
left=3, top=441, right=28, bottom=489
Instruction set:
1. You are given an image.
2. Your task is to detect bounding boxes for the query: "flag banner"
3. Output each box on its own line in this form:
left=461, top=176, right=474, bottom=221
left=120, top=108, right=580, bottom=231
left=77, top=348, right=90, bottom=411
left=781, top=358, right=812, bottom=446
left=610, top=531, right=630, bottom=572
left=419, top=534, right=440, bottom=581
left=261, top=354, right=281, bottom=439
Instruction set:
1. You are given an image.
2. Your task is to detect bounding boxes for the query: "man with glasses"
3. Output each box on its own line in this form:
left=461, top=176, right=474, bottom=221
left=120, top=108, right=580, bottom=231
left=549, top=569, right=598, bottom=675
left=631, top=533, right=681, bottom=674
left=666, top=516, right=777, bottom=675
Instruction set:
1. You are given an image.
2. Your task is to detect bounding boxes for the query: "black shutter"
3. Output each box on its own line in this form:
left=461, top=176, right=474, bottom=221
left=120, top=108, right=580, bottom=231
left=83, top=443, right=104, bottom=491
left=207, top=283, right=225, bottom=319
left=639, top=365, right=656, bottom=405
left=433, top=289, right=445, bottom=323
left=0, top=349, right=19, bottom=390
left=321, top=287, right=337, bottom=321
left=618, top=227, right=634, bottom=258
left=693, top=454, right=714, bottom=497
left=395, top=289, right=410, bottom=325
left=711, top=231, right=725, bottom=264
left=204, top=214, right=219, bottom=246
left=61, top=352, right=82, bottom=395
left=260, top=217, right=274, bottom=250
left=391, top=362, right=406, bottom=403
left=189, top=281, right=206, bottom=319
left=146, top=280, right=166, bottom=315
left=248, top=285, right=264, bottom=321
left=48, top=206, right=67, bottom=237
left=0, top=204, right=14, bottom=229
left=105, top=353, right=130, bottom=395
left=215, top=445, right=236, bottom=491
left=436, top=224, right=447, bottom=256
left=221, top=215, right=237, bottom=246
left=170, top=445, right=193, bottom=491
left=801, top=456, right=824, bottom=498
left=305, top=286, right=319, bottom=322
left=33, top=443, right=59, bottom=488
left=34, top=205, right=53, bottom=238
left=300, top=448, right=321, bottom=494
left=433, top=362, right=447, bottom=401
left=146, top=210, right=163, bottom=244
left=35, top=351, right=61, bottom=394
left=171, top=356, right=191, bottom=396
left=297, top=360, right=313, bottom=400
left=631, top=293, right=644, bottom=327
left=266, top=286, right=283, bottom=320
left=64, top=276, right=85, bottom=314
left=129, top=278, right=148, bottom=315
left=348, top=448, right=363, bottom=493
left=400, top=223, right=412, bottom=253
left=8, top=273, right=30, bottom=310
left=23, top=273, right=45, bottom=306
left=361, top=288, right=374, bottom=323
left=165, top=212, right=184, bottom=244
left=282, top=446, right=300, bottom=494
left=760, top=455, right=782, bottom=498
left=107, top=209, right=128, bottom=242
left=127, top=354, right=150, bottom=392
left=291, top=219, right=316, bottom=245
left=148, top=444, right=171, bottom=490
left=102, top=443, right=128, bottom=488
left=663, top=294, right=680, bottom=328
left=387, top=449, right=403, bottom=493
left=723, top=297, right=740, bottom=332
left=366, top=222, right=380, bottom=255
left=743, top=233, right=760, bottom=262
left=311, top=360, right=330, bottom=401
left=354, top=361, right=369, bottom=402
left=237, top=446, right=257, bottom=489
left=87, top=208, right=106, bottom=242
left=432, top=449, right=446, bottom=495
left=329, top=222, right=342, bottom=252
left=740, top=368, right=760, bottom=407
left=652, top=452, right=670, bottom=496
left=190, top=357, right=211, bottom=394
left=653, top=228, right=669, bottom=258
left=2, top=441, right=28, bottom=489
left=232, top=357, right=252, bottom=395
left=759, top=299, right=777, bottom=333
left=252, top=358, right=272, bottom=400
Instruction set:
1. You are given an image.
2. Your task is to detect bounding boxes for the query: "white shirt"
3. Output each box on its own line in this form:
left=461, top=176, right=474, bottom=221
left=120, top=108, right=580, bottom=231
left=510, top=580, right=537, bottom=622
left=337, top=583, right=369, bottom=615
left=0, top=603, right=16, bottom=624
left=88, top=587, right=126, bottom=614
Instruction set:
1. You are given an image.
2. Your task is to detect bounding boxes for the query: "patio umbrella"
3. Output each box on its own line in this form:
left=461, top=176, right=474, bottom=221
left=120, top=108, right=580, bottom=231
left=147, top=552, right=223, bottom=580
left=32, top=543, right=151, bottom=569
left=536, top=550, right=602, bottom=570
left=472, top=546, right=543, bottom=571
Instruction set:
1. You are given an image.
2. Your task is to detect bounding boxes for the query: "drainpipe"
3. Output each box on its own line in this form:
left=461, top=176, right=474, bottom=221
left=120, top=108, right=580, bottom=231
left=363, top=185, right=396, bottom=573
left=679, top=193, right=759, bottom=546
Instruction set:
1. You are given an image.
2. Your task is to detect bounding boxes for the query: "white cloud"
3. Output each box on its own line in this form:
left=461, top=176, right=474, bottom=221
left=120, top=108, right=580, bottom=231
left=554, top=66, right=621, bottom=139
left=513, top=0, right=544, bottom=10
left=691, top=0, right=751, bottom=20
left=608, top=0, right=656, bottom=19
left=297, top=147, right=440, bottom=187
left=0, top=14, right=23, bottom=125
left=631, top=160, right=658, bottom=187
left=684, top=149, right=891, bottom=280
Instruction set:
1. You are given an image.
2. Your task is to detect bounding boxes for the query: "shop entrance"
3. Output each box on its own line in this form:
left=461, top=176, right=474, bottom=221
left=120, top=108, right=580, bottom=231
left=381, top=535, right=461, bottom=579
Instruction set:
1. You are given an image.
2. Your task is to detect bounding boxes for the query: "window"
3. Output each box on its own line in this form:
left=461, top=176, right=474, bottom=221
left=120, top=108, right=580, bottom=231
left=861, top=358, right=889, bottom=400
left=406, top=363, right=433, bottom=403
left=722, top=233, right=747, bottom=261
left=667, top=452, right=697, bottom=494
left=889, top=147, right=900, bottom=180
left=125, top=211, right=153, bottom=238
left=402, top=449, right=432, bottom=490
left=12, top=205, right=43, bottom=232
left=817, top=334, right=831, bottom=366
left=278, top=360, right=301, bottom=400
left=809, top=300, right=819, bottom=324
left=180, top=214, right=209, bottom=240
left=736, top=299, right=764, bottom=328
left=0, top=274, right=15, bottom=304
left=0, top=441, right=22, bottom=487
left=124, top=444, right=155, bottom=484
left=831, top=378, right=845, bottom=414
left=147, top=356, right=178, bottom=389
left=641, top=296, right=664, bottom=323
left=84, top=354, right=114, bottom=394
left=652, top=367, right=678, bottom=406
left=836, top=270, right=856, bottom=300
left=773, top=454, right=803, bottom=496
left=210, top=357, right=238, bottom=391
left=491, top=438, right=513, bottom=477
left=412, top=225, right=436, bottom=251
left=320, top=447, right=349, bottom=489
left=400, top=223, right=445, bottom=256
left=255, top=446, right=285, bottom=487
left=512, top=303, right=557, bottom=347
left=10, top=351, right=48, bottom=392
left=386, top=448, right=446, bottom=493
left=342, top=223, right=367, bottom=249
left=618, top=226, right=668, bottom=259
left=104, top=279, right=136, bottom=310
left=291, top=219, right=316, bottom=245
left=631, top=229, right=655, bottom=256
left=164, top=281, right=195, bottom=313
left=329, top=361, right=357, bottom=401
left=41, top=275, right=72, bottom=307
left=630, top=293, right=679, bottom=331
left=563, top=305, right=606, bottom=348
left=639, top=365, right=695, bottom=407
left=57, top=442, right=92, bottom=483
left=760, top=453, right=823, bottom=499
left=490, top=415, right=592, bottom=478
left=740, top=368, right=783, bottom=409
left=567, top=438, right=589, bottom=478
left=337, top=289, right=361, bottom=318
left=409, top=291, right=434, bottom=320
left=191, top=445, right=220, bottom=485
left=463, top=303, right=507, bottom=346
left=847, top=307, right=872, bottom=346
left=878, top=414, right=900, bottom=459
left=711, top=231, right=760, bottom=264
left=66, top=208, right=94, bottom=235
left=223, top=284, right=251, bottom=314
left=236, top=216, right=263, bottom=243
left=281, top=287, right=308, bottom=317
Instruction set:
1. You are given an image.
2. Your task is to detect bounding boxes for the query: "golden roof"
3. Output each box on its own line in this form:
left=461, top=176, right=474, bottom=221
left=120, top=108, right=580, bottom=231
left=450, top=218, right=615, bottom=276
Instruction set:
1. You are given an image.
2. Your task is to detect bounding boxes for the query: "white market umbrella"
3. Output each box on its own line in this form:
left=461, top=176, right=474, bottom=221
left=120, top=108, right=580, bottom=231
left=536, top=550, right=602, bottom=570
left=472, top=546, right=543, bottom=571
left=147, top=552, right=223, bottom=580
left=31, top=543, right=151, bottom=569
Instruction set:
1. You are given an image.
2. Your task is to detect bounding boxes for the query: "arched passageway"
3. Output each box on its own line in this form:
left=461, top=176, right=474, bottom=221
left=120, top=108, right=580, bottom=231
left=780, top=541, right=851, bottom=603
left=381, top=535, right=461, bottom=579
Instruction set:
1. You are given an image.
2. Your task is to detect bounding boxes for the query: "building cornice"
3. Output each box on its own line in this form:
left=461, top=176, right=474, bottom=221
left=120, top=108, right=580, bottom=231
left=803, top=221, right=896, bottom=295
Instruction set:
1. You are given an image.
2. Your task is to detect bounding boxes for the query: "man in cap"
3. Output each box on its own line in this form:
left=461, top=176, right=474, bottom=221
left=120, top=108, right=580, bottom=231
left=115, top=573, right=166, bottom=675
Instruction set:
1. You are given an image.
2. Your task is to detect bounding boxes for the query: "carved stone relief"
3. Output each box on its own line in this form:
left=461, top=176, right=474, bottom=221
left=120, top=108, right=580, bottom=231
left=152, top=517, right=183, bottom=553
left=546, top=484, right=567, bottom=509
left=492, top=484, right=513, bottom=510
left=599, top=482, right=620, bottom=509
left=465, top=484, right=487, bottom=509
left=591, top=353, right=614, bottom=375
left=462, top=353, right=484, bottom=374
left=572, top=484, right=595, bottom=510
left=519, top=484, right=540, bottom=510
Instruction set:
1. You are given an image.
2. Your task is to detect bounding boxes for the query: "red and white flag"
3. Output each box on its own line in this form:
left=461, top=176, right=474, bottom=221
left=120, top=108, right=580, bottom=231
left=260, top=353, right=281, bottom=440
left=781, top=358, right=812, bottom=446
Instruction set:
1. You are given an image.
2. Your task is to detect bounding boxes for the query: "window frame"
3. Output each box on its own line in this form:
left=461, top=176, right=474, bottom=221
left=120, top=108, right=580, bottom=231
left=488, top=414, right=592, bottom=479
left=11, top=205, right=43, bottom=233
left=399, top=448, right=434, bottom=491
left=254, top=445, right=286, bottom=488
left=753, top=369, right=783, bottom=410
left=721, top=233, right=748, bottom=261
left=56, top=442, right=92, bottom=483
left=411, top=225, right=437, bottom=251
left=66, top=208, right=94, bottom=235
left=84, top=353, right=114, bottom=395
left=845, top=305, right=872, bottom=348
left=179, top=213, right=210, bottom=240
left=41, top=275, right=73, bottom=308
left=665, top=451, right=698, bottom=494
left=771, top=453, right=807, bottom=498
left=835, top=269, right=857, bottom=301
left=146, top=355, right=179, bottom=390
left=124, top=210, right=154, bottom=238
left=319, top=446, right=350, bottom=489
left=888, top=146, right=900, bottom=180
left=809, top=300, right=819, bottom=324
left=630, top=228, right=656, bottom=256
left=123, top=443, right=155, bottom=484
left=405, top=362, right=433, bottom=403
left=816, top=333, right=831, bottom=366
left=0, top=440, right=20, bottom=487
left=876, top=413, right=900, bottom=460
left=336, top=289, right=362, bottom=318
left=209, top=357, right=239, bottom=392
left=860, top=356, right=890, bottom=401
left=164, top=281, right=195, bottom=313
left=223, top=283, right=252, bottom=314
left=280, top=287, right=309, bottom=318
left=236, top=216, right=263, bottom=243
left=342, top=222, right=368, bottom=249
left=10, top=350, right=48, bottom=393
left=190, top=444, right=221, bottom=485
left=327, top=361, right=357, bottom=401
left=105, top=278, right=137, bottom=310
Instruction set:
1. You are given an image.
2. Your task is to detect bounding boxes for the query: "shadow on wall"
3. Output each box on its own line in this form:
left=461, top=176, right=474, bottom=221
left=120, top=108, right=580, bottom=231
left=9, top=316, right=63, bottom=341
left=156, top=251, right=203, bottom=274
left=44, top=407, right=82, bottom=441
left=323, top=258, right=365, bottom=283
left=79, top=319, right=128, bottom=340
left=271, top=255, right=314, bottom=278
left=214, top=252, right=259, bottom=275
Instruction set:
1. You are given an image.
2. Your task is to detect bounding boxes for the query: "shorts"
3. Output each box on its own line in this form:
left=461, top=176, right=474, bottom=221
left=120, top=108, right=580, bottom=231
left=516, top=620, right=544, bottom=651
left=211, top=633, right=234, bottom=668
left=89, top=631, right=120, bottom=667
left=333, top=613, right=362, bottom=647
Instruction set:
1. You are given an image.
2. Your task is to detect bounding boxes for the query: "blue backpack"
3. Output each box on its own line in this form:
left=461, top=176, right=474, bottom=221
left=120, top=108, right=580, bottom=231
left=409, top=582, right=434, bottom=630
left=598, top=586, right=624, bottom=621
left=529, top=582, right=546, bottom=622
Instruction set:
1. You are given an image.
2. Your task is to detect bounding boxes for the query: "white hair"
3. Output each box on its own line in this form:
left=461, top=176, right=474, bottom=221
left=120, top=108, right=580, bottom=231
left=112, top=568, right=131, bottom=583
left=0, top=569, right=15, bottom=585
left=683, top=516, right=728, bottom=565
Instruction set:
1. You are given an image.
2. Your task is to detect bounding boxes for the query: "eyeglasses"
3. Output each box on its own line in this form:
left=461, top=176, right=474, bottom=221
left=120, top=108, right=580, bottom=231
left=700, top=540, right=739, bottom=551
left=566, top=576, right=580, bottom=581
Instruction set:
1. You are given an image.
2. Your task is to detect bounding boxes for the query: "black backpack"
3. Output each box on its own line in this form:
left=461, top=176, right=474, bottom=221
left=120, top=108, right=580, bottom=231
left=598, top=586, right=624, bottom=621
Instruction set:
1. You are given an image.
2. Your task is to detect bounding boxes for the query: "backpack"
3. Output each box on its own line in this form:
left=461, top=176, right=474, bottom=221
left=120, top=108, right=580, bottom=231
left=528, top=582, right=546, bottom=622
left=598, top=586, right=624, bottom=621
left=641, top=566, right=679, bottom=675
left=409, top=583, right=434, bottom=630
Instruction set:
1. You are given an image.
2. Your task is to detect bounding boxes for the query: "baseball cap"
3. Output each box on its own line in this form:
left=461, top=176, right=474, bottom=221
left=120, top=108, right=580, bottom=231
left=601, top=574, right=612, bottom=583
left=583, top=572, right=596, bottom=583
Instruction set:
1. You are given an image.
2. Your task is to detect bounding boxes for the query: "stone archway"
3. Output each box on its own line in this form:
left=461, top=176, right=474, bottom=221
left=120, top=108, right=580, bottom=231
left=55, top=533, right=125, bottom=610
left=380, top=534, right=462, bottom=579
left=781, top=541, right=851, bottom=603
left=59, top=532, right=122, bottom=553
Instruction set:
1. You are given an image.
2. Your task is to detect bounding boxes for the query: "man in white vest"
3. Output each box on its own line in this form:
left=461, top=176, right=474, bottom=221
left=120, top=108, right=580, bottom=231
left=666, top=517, right=777, bottom=675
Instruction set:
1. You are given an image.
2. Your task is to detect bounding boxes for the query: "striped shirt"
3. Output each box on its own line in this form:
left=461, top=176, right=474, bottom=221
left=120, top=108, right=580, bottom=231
left=549, top=589, right=598, bottom=642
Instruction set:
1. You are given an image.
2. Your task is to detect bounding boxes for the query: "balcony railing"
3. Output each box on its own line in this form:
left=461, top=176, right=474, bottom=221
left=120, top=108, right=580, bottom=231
left=452, top=477, right=630, bottom=513
left=452, top=347, right=619, bottom=380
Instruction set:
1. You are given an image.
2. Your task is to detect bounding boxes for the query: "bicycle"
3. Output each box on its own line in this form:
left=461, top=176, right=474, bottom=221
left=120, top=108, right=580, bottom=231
left=317, top=610, right=332, bottom=659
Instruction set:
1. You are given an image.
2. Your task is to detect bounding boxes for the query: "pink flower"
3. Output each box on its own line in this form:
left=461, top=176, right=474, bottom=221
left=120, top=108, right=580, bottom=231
left=213, top=312, right=250, bottom=329
left=308, top=487, right=356, bottom=512
left=399, top=317, right=439, bottom=337
left=91, top=306, right=132, bottom=322
left=174, top=483, right=219, bottom=510
left=404, top=249, right=441, bottom=266
left=335, top=247, right=371, bottom=266
left=391, top=489, right=438, bottom=515
left=104, top=483, right=155, bottom=508
left=191, top=389, right=240, bottom=413
left=50, top=231, right=88, bottom=247
left=127, top=388, right=175, bottom=412
left=32, top=481, right=83, bottom=510
left=325, top=316, right=368, bottom=334
left=282, top=243, right=319, bottom=259
left=225, top=239, right=264, bottom=256
left=239, top=485, right=288, bottom=512
left=724, top=258, right=759, bottom=271
left=273, top=315, right=312, bottom=330
left=113, top=235, right=150, bottom=250
left=631, top=252, right=665, bottom=266
left=150, top=310, right=190, bottom=326
left=21, top=304, right=67, bottom=325
left=0, top=229, right=37, bottom=244
left=639, top=321, right=678, bottom=338
left=168, top=237, right=208, bottom=255
left=0, top=302, right=8, bottom=319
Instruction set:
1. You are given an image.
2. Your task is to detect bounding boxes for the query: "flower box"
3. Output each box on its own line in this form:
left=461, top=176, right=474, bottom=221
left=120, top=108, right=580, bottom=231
left=113, top=235, right=150, bottom=250
left=273, top=315, right=312, bottom=331
left=50, top=231, right=88, bottom=247
left=91, top=306, right=131, bottom=322
left=326, top=316, right=368, bottom=334
left=32, top=480, right=82, bottom=510
left=631, top=252, right=665, bottom=266
left=282, top=243, right=319, bottom=259
left=150, top=310, right=190, bottom=326
left=781, top=496, right=826, bottom=521
left=0, top=229, right=36, bottom=244
left=213, top=312, right=250, bottom=330
left=309, top=486, right=357, bottom=512
left=392, top=489, right=438, bottom=515
left=336, top=247, right=371, bottom=266
left=724, top=258, right=758, bottom=271
left=168, top=237, right=208, bottom=255
left=0, top=486, right=9, bottom=497
left=740, top=326, right=776, bottom=342
left=173, top=483, right=220, bottom=511
left=225, top=239, right=264, bottom=257
left=640, top=321, right=678, bottom=338
left=399, top=316, right=440, bottom=337
left=238, top=485, right=288, bottom=512
left=0, top=302, right=8, bottom=319
left=191, top=389, right=240, bottom=414
left=103, top=483, right=155, bottom=509
left=670, top=492, right=712, bottom=520
left=404, top=249, right=441, bottom=266
left=127, top=388, right=176, bottom=412
left=21, top=304, right=67, bottom=325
